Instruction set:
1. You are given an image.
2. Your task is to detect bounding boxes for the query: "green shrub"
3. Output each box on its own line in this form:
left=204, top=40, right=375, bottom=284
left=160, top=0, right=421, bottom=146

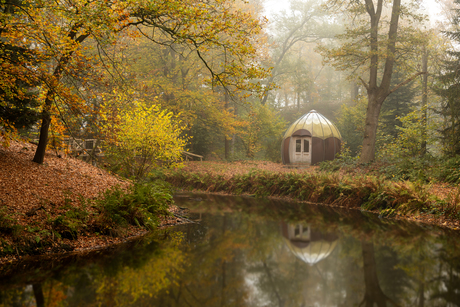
left=437, top=156, right=460, bottom=184
left=379, top=156, right=434, bottom=182
left=0, top=207, right=21, bottom=237
left=53, top=214, right=84, bottom=240
left=319, top=146, right=359, bottom=172
left=52, top=200, right=90, bottom=239
left=164, top=168, right=448, bottom=219
left=95, top=180, right=173, bottom=231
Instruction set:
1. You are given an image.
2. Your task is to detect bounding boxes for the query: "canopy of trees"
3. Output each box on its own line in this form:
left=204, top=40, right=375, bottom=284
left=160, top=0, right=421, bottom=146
left=0, top=0, right=272, bottom=164
left=1, top=0, right=460, bottom=171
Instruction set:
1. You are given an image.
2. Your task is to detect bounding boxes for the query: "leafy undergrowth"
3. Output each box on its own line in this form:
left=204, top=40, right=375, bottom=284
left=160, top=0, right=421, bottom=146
left=181, top=161, right=456, bottom=202
left=0, top=139, right=180, bottom=262
left=163, top=161, right=460, bottom=228
left=0, top=181, right=175, bottom=259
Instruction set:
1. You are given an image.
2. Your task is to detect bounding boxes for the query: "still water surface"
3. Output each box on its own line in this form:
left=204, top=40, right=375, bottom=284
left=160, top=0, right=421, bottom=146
left=1, top=194, right=460, bottom=306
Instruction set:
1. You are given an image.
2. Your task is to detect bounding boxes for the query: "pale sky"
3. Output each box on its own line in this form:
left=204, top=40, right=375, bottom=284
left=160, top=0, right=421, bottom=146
left=263, top=0, right=445, bottom=25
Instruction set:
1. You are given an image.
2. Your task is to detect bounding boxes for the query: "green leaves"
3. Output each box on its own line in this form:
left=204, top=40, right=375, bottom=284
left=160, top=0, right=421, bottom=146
left=95, top=181, right=173, bottom=231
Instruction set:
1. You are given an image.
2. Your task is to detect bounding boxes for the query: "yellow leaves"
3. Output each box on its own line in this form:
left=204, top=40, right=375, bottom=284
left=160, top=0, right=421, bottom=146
left=2, top=0, right=270, bottom=164
left=100, top=90, right=189, bottom=178
left=94, top=236, right=186, bottom=305
left=0, top=120, right=19, bottom=148
left=236, top=103, right=286, bottom=158
left=129, top=0, right=269, bottom=93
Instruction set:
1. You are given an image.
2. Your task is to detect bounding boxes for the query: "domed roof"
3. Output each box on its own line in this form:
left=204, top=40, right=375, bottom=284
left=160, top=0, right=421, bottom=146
left=284, top=238, right=338, bottom=265
left=283, top=110, right=341, bottom=140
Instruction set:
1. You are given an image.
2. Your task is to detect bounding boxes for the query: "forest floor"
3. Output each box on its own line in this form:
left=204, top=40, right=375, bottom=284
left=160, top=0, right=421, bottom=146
left=177, top=161, right=460, bottom=230
left=0, top=139, right=184, bottom=264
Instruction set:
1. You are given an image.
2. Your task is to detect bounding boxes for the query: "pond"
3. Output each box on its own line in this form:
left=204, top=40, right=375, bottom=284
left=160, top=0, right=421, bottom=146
left=0, top=193, right=460, bottom=306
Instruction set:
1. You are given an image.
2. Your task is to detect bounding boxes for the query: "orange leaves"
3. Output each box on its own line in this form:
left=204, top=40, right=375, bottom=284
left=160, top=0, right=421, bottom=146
left=2, top=0, right=272, bottom=164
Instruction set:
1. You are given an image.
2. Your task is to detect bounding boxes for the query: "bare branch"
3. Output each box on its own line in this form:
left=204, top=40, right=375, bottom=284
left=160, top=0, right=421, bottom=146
left=387, top=71, right=427, bottom=96
left=359, top=77, right=369, bottom=91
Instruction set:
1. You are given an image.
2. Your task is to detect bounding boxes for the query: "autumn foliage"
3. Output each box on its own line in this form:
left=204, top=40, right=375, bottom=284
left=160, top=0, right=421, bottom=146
left=99, top=91, right=188, bottom=179
left=0, top=0, right=271, bottom=163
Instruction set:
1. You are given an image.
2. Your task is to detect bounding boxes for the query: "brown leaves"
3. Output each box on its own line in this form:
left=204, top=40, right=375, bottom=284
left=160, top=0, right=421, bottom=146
left=0, top=138, right=190, bottom=263
left=0, top=140, right=128, bottom=212
left=179, top=160, right=319, bottom=179
left=0, top=139, right=132, bottom=259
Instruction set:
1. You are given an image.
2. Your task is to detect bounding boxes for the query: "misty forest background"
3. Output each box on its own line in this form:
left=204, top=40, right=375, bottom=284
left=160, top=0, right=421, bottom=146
left=3, top=0, right=460, bottom=182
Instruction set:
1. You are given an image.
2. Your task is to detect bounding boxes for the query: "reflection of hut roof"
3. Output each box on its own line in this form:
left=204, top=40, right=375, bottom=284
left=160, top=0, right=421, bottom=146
left=281, top=222, right=339, bottom=265
left=283, top=238, right=338, bottom=265
left=283, top=110, right=341, bottom=140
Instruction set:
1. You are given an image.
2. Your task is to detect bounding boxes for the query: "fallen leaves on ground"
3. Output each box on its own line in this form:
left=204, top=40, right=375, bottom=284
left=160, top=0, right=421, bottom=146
left=0, top=138, right=182, bottom=263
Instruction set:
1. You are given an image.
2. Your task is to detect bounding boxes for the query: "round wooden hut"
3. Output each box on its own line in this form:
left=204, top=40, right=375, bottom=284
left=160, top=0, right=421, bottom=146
left=281, top=110, right=341, bottom=165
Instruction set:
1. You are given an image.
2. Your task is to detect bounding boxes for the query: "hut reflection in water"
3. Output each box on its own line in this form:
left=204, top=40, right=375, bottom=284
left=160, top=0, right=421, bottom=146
left=281, top=222, right=339, bottom=265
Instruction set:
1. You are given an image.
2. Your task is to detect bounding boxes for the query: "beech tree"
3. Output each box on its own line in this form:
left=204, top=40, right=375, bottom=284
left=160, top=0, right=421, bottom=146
left=319, top=0, right=428, bottom=162
left=0, top=0, right=270, bottom=164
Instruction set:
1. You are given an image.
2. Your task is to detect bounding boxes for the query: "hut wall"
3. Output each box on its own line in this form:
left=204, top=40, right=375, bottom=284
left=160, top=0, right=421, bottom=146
left=310, top=230, right=339, bottom=242
left=324, top=137, right=341, bottom=161
left=311, top=137, right=324, bottom=165
left=282, top=137, right=291, bottom=164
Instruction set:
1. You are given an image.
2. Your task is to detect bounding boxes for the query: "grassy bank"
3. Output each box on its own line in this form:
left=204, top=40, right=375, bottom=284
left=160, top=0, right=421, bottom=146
left=163, top=162, right=460, bottom=227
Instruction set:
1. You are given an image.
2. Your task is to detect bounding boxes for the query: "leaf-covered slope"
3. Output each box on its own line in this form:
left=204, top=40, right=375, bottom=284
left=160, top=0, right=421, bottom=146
left=0, top=139, right=129, bottom=211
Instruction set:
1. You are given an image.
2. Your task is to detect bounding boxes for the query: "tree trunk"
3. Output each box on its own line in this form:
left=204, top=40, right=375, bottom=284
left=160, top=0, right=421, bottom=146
left=418, top=280, right=425, bottom=307
left=225, top=136, right=230, bottom=160
left=32, top=283, right=45, bottom=307
left=231, top=104, right=237, bottom=157
left=224, top=91, right=230, bottom=160
left=32, top=96, right=53, bottom=164
left=421, top=47, right=428, bottom=154
left=361, top=241, right=393, bottom=307
left=31, top=29, right=89, bottom=164
left=361, top=93, right=384, bottom=162
left=359, top=0, right=401, bottom=163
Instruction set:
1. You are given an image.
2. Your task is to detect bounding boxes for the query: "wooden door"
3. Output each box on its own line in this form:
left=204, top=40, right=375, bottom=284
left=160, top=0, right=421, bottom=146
left=290, top=137, right=311, bottom=164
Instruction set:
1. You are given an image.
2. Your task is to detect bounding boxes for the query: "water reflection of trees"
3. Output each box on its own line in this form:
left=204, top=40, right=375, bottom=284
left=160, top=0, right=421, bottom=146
left=170, top=194, right=460, bottom=307
left=361, top=241, right=400, bottom=307
left=1, top=194, right=460, bottom=306
left=0, top=234, right=186, bottom=306
left=431, top=251, right=460, bottom=305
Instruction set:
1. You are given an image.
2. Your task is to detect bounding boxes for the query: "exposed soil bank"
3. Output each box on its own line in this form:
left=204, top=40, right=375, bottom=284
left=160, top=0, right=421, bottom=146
left=164, top=161, right=460, bottom=230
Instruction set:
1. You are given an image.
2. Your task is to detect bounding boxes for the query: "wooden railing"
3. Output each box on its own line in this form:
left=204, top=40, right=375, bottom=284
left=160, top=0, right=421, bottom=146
left=39, top=137, right=204, bottom=162
left=63, top=138, right=104, bottom=157
left=182, top=151, right=203, bottom=161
